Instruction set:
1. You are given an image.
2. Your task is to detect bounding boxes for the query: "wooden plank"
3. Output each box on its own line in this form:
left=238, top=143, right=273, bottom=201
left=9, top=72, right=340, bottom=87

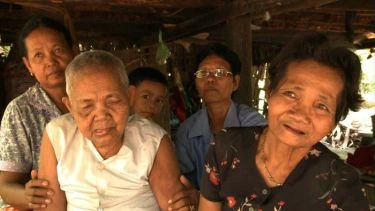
left=0, top=0, right=228, bottom=8
left=228, top=15, right=253, bottom=105
left=322, top=0, right=375, bottom=11
left=143, top=0, right=340, bottom=45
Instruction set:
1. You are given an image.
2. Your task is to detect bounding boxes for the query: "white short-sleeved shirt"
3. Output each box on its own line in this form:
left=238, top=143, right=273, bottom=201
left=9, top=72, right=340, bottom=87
left=46, top=113, right=167, bottom=211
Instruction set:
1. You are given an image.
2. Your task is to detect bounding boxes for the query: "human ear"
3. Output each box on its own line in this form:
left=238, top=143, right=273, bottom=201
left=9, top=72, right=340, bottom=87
left=62, top=97, right=72, bottom=112
left=232, top=75, right=240, bottom=91
left=128, top=85, right=136, bottom=106
left=22, top=57, right=33, bottom=76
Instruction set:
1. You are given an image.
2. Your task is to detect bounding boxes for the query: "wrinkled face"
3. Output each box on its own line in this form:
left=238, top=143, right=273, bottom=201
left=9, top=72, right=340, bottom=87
left=65, top=67, right=130, bottom=144
left=195, top=54, right=239, bottom=104
left=129, top=80, right=167, bottom=120
left=267, top=60, right=343, bottom=148
left=23, top=27, right=73, bottom=90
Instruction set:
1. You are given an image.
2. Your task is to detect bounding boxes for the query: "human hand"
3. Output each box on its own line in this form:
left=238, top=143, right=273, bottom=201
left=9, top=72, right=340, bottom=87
left=167, top=175, right=199, bottom=211
left=24, top=169, right=54, bottom=209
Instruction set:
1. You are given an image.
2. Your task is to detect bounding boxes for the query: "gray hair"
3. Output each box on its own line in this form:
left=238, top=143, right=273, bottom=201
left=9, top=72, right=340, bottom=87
left=65, top=50, right=128, bottom=97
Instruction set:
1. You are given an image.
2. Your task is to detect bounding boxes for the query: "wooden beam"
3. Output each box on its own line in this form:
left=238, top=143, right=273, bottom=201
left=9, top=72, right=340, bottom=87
left=0, top=0, right=228, bottom=8
left=140, top=0, right=340, bottom=46
left=322, top=0, right=375, bottom=12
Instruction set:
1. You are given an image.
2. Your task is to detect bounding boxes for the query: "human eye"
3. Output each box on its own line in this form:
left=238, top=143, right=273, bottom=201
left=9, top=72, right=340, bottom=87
left=282, top=90, right=297, bottom=99
left=33, top=52, right=43, bottom=59
left=214, top=69, right=225, bottom=77
left=195, top=69, right=209, bottom=78
left=107, top=96, right=121, bottom=104
left=54, top=46, right=64, bottom=54
left=316, top=102, right=332, bottom=113
left=155, top=98, right=164, bottom=105
left=79, top=104, right=93, bottom=114
left=141, top=94, right=151, bottom=100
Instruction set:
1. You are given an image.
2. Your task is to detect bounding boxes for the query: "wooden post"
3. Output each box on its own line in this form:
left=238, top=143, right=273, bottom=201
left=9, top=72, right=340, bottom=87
left=228, top=14, right=253, bottom=105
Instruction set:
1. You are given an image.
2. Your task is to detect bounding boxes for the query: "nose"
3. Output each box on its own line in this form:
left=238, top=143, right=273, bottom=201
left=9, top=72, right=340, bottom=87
left=147, top=100, right=159, bottom=112
left=289, top=102, right=310, bottom=123
left=45, top=52, right=58, bottom=67
left=205, top=73, right=216, bottom=84
left=94, top=103, right=109, bottom=120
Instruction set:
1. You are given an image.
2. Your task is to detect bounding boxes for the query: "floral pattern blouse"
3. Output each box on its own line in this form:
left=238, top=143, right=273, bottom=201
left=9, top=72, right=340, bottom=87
left=0, top=83, right=62, bottom=173
left=200, top=127, right=370, bottom=211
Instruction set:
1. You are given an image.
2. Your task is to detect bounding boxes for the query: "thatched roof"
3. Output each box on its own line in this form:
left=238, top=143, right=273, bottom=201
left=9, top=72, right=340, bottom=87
left=0, top=0, right=374, bottom=49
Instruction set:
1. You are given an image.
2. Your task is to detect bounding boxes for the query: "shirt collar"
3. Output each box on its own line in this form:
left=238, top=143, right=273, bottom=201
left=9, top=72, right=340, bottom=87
left=29, top=83, right=62, bottom=115
left=188, top=100, right=240, bottom=138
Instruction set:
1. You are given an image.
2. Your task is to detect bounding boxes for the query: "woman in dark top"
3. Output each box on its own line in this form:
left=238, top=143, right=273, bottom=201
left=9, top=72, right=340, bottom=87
left=199, top=33, right=370, bottom=211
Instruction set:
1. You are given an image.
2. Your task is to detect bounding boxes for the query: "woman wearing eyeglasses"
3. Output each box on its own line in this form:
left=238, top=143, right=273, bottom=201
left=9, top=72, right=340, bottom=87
left=167, top=43, right=266, bottom=211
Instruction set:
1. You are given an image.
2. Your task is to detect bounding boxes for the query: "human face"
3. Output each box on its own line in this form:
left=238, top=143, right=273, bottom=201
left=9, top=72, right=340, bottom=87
left=64, top=67, right=130, bottom=144
left=129, top=80, right=166, bottom=120
left=195, top=54, right=239, bottom=104
left=22, top=27, right=73, bottom=90
left=267, top=60, right=343, bottom=149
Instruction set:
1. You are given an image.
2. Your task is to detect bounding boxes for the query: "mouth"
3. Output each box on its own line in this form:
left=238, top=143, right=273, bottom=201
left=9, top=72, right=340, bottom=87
left=94, top=128, right=112, bottom=136
left=284, top=124, right=306, bottom=136
left=46, top=71, right=64, bottom=78
left=141, top=112, right=153, bottom=117
left=204, top=87, right=219, bottom=93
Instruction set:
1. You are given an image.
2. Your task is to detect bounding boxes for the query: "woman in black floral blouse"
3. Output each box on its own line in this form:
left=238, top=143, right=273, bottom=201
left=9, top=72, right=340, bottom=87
left=198, top=32, right=370, bottom=211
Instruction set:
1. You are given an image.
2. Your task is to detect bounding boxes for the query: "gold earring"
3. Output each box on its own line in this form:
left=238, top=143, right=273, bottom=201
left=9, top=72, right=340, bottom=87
left=30, top=72, right=33, bottom=76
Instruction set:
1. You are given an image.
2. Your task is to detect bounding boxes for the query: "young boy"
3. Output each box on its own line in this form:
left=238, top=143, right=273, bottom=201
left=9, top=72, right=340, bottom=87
left=128, top=67, right=168, bottom=120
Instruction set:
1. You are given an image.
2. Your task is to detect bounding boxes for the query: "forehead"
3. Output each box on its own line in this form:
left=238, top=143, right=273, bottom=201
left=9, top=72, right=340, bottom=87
left=199, top=54, right=231, bottom=69
left=25, top=27, right=67, bottom=47
left=72, top=66, right=123, bottom=88
left=136, top=80, right=167, bottom=96
left=282, top=60, right=344, bottom=95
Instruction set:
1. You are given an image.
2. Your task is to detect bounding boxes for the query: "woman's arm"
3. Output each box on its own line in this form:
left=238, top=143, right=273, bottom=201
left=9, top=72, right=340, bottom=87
left=149, top=135, right=186, bottom=211
left=37, top=130, right=66, bottom=211
left=198, top=195, right=221, bottom=211
left=0, top=171, right=30, bottom=209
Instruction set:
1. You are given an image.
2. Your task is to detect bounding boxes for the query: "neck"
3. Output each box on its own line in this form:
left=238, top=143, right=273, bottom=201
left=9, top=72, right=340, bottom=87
left=206, top=100, right=231, bottom=133
left=43, top=85, right=68, bottom=113
left=94, top=138, right=123, bottom=160
left=256, top=128, right=309, bottom=187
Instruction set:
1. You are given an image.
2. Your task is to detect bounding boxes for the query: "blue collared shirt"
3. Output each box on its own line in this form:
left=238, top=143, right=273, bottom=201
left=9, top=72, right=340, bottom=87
left=175, top=100, right=266, bottom=189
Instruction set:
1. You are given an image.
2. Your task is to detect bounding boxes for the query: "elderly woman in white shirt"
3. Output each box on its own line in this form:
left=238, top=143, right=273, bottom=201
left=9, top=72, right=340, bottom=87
left=38, top=50, right=186, bottom=211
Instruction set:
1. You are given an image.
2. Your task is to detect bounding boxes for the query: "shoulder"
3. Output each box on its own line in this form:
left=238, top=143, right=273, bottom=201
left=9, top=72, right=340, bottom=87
left=2, top=84, right=50, bottom=118
left=46, top=114, right=77, bottom=139
left=128, top=114, right=166, bottom=133
left=127, top=114, right=167, bottom=144
left=176, top=109, right=205, bottom=136
left=0, top=88, right=37, bottom=127
left=309, top=143, right=362, bottom=185
left=48, top=113, right=74, bottom=128
left=4, top=89, right=32, bottom=111
left=213, top=127, right=262, bottom=151
left=234, top=103, right=266, bottom=126
left=179, top=109, right=205, bottom=128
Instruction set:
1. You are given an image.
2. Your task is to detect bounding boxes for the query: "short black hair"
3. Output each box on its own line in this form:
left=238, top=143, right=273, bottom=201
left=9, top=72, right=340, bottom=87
left=268, top=32, right=363, bottom=123
left=196, top=42, right=241, bottom=75
left=17, top=16, right=73, bottom=58
left=128, top=67, right=168, bottom=87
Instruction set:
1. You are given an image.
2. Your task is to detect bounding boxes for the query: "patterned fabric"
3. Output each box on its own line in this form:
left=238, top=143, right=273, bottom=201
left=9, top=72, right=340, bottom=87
left=200, top=127, right=370, bottom=211
left=46, top=113, right=166, bottom=211
left=0, top=83, right=62, bottom=173
left=175, top=101, right=266, bottom=189
left=0, top=83, right=62, bottom=209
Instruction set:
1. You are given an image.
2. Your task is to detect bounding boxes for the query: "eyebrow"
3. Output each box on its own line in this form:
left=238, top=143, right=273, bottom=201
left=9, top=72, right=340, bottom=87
left=288, top=83, right=335, bottom=102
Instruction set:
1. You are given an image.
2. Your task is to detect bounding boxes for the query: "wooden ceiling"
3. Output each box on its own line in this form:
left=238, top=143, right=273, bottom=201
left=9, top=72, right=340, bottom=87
left=0, top=0, right=374, bottom=50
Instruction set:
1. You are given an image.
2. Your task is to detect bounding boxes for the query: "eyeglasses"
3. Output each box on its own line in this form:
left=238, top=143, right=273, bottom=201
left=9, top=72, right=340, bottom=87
left=194, top=68, right=233, bottom=78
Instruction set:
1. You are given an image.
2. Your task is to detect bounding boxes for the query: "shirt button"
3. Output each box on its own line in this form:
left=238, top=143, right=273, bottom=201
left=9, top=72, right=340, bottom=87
left=97, top=163, right=105, bottom=170
left=262, top=189, right=268, bottom=195
left=98, top=188, right=105, bottom=195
